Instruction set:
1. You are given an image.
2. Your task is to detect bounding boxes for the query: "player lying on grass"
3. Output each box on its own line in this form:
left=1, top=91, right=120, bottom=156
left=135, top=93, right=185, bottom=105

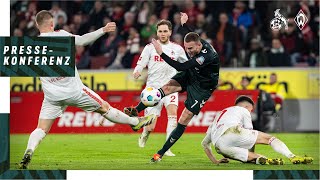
left=201, top=95, right=313, bottom=165
left=18, top=10, right=155, bottom=169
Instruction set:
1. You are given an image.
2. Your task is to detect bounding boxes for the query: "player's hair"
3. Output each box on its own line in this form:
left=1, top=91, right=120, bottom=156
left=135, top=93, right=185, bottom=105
left=35, top=10, right=54, bottom=27
left=184, top=32, right=200, bottom=43
left=156, top=20, right=172, bottom=30
left=235, top=95, right=254, bottom=106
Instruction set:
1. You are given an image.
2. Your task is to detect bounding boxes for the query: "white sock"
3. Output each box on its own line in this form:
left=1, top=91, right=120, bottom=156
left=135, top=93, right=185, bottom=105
left=26, top=128, right=46, bottom=153
left=269, top=137, right=295, bottom=158
left=142, top=127, right=151, bottom=136
left=102, top=107, right=139, bottom=126
left=166, top=116, right=177, bottom=140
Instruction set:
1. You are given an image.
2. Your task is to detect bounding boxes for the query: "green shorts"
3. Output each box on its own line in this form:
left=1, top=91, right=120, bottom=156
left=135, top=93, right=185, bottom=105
left=172, top=71, right=214, bottom=115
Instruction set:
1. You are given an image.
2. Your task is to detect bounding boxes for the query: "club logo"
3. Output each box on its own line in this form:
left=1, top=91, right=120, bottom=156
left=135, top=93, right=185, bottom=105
left=294, top=9, right=308, bottom=30
left=270, top=9, right=288, bottom=31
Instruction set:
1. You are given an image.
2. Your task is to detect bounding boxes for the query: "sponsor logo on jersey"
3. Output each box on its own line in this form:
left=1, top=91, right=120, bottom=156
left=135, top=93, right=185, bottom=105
left=196, top=56, right=205, bottom=65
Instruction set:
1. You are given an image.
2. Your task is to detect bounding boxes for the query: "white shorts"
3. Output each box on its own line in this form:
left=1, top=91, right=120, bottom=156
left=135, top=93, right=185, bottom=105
left=39, top=86, right=103, bottom=119
left=214, top=126, right=258, bottom=162
left=144, top=92, right=178, bottom=116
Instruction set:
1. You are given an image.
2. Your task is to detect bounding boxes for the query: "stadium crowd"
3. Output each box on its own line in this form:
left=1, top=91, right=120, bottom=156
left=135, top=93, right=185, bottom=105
left=11, top=0, right=319, bottom=69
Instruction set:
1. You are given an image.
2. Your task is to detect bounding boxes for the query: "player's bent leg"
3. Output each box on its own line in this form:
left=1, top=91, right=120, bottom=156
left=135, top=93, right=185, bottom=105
left=97, top=101, right=137, bottom=125
left=96, top=101, right=155, bottom=131
left=161, top=79, right=182, bottom=95
left=19, top=118, right=54, bottom=169
left=255, top=131, right=297, bottom=161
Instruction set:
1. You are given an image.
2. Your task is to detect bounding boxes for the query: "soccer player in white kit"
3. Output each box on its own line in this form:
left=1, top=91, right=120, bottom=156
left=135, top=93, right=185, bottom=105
left=201, top=96, right=313, bottom=165
left=124, top=20, right=188, bottom=156
left=18, top=10, right=155, bottom=169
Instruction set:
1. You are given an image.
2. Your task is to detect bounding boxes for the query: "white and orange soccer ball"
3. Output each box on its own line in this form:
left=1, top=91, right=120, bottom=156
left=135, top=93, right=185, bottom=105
left=140, top=87, right=161, bottom=107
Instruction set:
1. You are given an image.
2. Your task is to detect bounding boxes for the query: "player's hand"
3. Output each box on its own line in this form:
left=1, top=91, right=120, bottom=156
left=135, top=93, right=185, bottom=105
left=213, top=158, right=229, bottom=164
left=151, top=38, right=163, bottom=55
left=133, top=71, right=141, bottom=79
left=103, top=22, right=116, bottom=33
left=218, top=158, right=229, bottom=163
left=180, top=12, right=188, bottom=25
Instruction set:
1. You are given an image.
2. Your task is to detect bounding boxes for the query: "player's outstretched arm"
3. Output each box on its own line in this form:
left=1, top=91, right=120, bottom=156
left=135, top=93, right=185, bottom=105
left=201, top=134, right=229, bottom=165
left=74, top=22, right=116, bottom=46
left=151, top=39, right=198, bottom=71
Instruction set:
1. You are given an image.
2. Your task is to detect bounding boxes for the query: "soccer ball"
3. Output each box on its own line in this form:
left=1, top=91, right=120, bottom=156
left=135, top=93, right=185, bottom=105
left=140, top=87, right=161, bottom=107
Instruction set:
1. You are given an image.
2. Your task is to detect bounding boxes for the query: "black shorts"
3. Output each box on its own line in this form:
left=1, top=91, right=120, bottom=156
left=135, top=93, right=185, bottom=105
left=172, top=71, right=214, bottom=115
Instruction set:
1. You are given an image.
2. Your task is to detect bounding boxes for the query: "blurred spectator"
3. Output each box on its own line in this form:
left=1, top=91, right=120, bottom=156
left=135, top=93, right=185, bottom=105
left=101, top=29, right=122, bottom=63
left=10, top=1, right=319, bottom=69
left=258, top=73, right=287, bottom=111
left=120, top=12, right=136, bottom=39
left=24, top=2, right=37, bottom=29
left=137, top=1, right=155, bottom=26
left=13, top=28, right=23, bottom=36
left=257, top=90, right=276, bottom=132
left=183, top=0, right=199, bottom=26
left=54, top=15, right=66, bottom=30
left=200, top=32, right=212, bottom=45
left=279, top=18, right=304, bottom=65
left=140, top=15, right=158, bottom=43
left=194, top=13, right=213, bottom=38
left=76, top=46, right=90, bottom=69
left=111, top=4, right=125, bottom=25
left=213, top=12, right=237, bottom=66
left=267, top=38, right=291, bottom=67
left=217, top=79, right=234, bottom=90
left=237, top=76, right=255, bottom=90
left=72, top=13, right=86, bottom=35
left=172, top=12, right=181, bottom=35
left=126, top=27, right=140, bottom=54
left=87, top=1, right=106, bottom=30
left=107, top=42, right=128, bottom=69
left=229, top=1, right=253, bottom=47
left=50, top=2, right=67, bottom=24
left=159, top=0, right=178, bottom=21
left=244, top=38, right=268, bottom=67
left=172, top=34, right=183, bottom=46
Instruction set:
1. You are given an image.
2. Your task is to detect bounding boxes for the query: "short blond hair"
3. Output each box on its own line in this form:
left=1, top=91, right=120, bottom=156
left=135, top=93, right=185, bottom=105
left=35, top=10, right=53, bottom=27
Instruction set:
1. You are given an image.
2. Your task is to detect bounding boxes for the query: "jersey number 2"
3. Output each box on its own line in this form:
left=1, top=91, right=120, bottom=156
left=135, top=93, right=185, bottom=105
left=170, top=95, right=176, bottom=102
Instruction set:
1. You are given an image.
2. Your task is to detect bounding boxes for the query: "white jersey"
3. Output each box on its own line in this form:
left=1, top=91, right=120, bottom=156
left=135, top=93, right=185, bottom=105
left=208, top=106, right=253, bottom=145
left=134, top=41, right=188, bottom=89
left=39, top=29, right=104, bottom=101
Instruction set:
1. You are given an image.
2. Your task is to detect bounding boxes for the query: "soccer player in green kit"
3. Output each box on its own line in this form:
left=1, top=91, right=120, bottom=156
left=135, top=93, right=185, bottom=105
left=125, top=12, right=220, bottom=162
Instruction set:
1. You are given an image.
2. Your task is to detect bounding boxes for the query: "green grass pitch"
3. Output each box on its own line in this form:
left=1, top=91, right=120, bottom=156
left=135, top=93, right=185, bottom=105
left=10, top=133, right=319, bottom=170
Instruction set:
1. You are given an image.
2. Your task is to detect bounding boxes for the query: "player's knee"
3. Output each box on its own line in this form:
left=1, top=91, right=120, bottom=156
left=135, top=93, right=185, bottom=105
left=100, top=101, right=111, bottom=112
left=167, top=107, right=177, bottom=116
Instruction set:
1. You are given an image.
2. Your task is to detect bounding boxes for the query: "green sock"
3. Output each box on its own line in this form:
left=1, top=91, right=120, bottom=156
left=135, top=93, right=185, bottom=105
left=135, top=102, right=147, bottom=113
left=157, top=123, right=186, bottom=156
